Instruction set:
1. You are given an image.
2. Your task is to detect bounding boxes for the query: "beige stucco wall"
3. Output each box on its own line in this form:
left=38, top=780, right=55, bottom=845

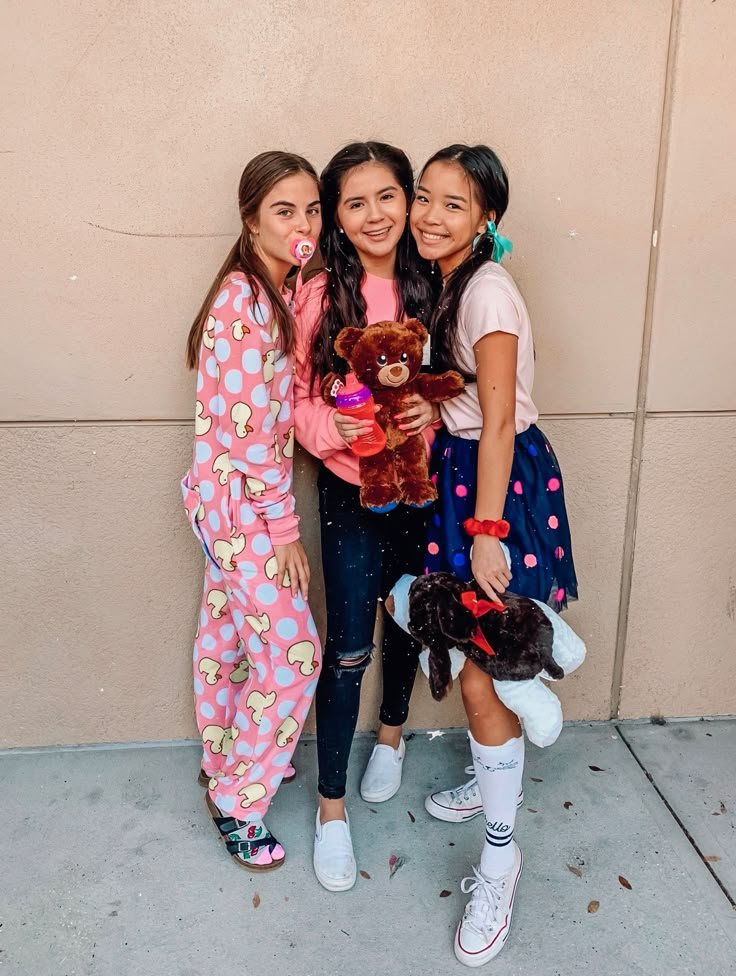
left=1, top=0, right=734, bottom=747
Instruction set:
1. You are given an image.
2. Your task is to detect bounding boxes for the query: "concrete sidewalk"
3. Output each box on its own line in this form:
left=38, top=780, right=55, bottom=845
left=2, top=721, right=735, bottom=976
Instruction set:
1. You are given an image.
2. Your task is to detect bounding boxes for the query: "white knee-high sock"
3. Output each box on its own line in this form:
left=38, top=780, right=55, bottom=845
left=469, top=731, right=525, bottom=878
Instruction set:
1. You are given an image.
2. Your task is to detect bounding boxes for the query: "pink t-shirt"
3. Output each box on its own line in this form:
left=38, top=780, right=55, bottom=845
left=294, top=271, right=432, bottom=486
left=439, top=262, right=538, bottom=438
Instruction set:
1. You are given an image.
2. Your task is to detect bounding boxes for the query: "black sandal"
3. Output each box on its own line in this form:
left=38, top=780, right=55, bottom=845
left=205, top=794, right=285, bottom=871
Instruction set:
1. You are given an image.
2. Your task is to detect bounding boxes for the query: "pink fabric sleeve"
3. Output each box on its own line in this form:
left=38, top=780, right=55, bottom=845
left=293, top=275, right=348, bottom=459
left=213, top=285, right=300, bottom=545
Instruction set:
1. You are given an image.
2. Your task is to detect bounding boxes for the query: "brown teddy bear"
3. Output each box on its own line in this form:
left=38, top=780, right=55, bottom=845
left=320, top=319, right=464, bottom=511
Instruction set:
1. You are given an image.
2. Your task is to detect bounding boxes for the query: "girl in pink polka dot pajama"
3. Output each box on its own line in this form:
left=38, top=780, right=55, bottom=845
left=181, top=152, right=323, bottom=872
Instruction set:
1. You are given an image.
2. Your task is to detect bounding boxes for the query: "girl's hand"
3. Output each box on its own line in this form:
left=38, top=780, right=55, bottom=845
left=395, top=395, right=439, bottom=435
left=471, top=535, right=512, bottom=601
left=272, top=541, right=310, bottom=599
left=333, top=410, right=375, bottom=446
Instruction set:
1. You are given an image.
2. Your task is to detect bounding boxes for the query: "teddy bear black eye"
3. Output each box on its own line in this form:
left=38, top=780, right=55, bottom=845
left=377, top=354, right=388, bottom=366
left=399, top=352, right=408, bottom=364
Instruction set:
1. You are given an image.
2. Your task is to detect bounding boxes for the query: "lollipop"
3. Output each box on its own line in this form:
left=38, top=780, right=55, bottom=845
left=290, top=238, right=315, bottom=263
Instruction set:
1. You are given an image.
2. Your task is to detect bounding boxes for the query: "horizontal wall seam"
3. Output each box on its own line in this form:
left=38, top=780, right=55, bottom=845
left=3, top=409, right=736, bottom=429
left=0, top=411, right=637, bottom=428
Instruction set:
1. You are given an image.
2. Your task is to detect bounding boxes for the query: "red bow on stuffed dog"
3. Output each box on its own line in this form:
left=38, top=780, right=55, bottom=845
left=460, top=590, right=506, bottom=657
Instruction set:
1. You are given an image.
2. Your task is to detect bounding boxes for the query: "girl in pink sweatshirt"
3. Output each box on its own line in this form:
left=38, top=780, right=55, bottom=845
left=293, top=142, right=438, bottom=891
left=181, top=151, right=322, bottom=872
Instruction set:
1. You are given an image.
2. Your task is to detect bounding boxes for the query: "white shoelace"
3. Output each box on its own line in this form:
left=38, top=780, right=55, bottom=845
left=450, top=766, right=479, bottom=803
left=460, top=866, right=506, bottom=933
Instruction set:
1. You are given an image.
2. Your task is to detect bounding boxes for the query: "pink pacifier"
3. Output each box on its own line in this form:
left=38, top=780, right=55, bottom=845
left=290, top=238, right=316, bottom=263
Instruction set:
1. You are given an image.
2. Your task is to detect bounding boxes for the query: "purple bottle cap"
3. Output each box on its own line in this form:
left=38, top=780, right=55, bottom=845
left=335, top=372, right=371, bottom=407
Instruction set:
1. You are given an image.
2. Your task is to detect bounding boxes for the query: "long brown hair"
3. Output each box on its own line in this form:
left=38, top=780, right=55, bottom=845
left=186, top=151, right=319, bottom=369
left=309, top=142, right=437, bottom=389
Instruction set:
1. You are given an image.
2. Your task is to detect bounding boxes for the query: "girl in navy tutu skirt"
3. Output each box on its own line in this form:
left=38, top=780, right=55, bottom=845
left=409, top=144, right=578, bottom=967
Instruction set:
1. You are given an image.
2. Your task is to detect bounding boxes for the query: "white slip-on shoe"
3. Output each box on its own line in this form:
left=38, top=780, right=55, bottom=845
left=425, top=766, right=524, bottom=823
left=454, top=842, right=523, bottom=967
left=313, top=809, right=357, bottom=892
left=360, top=736, right=406, bottom=803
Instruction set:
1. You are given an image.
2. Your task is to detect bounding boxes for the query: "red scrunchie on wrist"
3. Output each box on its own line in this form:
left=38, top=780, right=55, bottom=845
left=463, top=517, right=510, bottom=539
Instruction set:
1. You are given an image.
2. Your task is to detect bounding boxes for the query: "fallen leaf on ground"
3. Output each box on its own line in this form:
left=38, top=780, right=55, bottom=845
left=618, top=876, right=632, bottom=889
left=252, top=893, right=261, bottom=908
left=408, top=810, right=416, bottom=823
left=527, top=808, right=538, bottom=814
left=440, top=890, right=452, bottom=898
left=704, top=856, right=721, bottom=862
left=531, top=777, right=543, bottom=783
left=567, top=864, right=583, bottom=878
left=448, top=842, right=455, bottom=847
left=389, top=854, right=407, bottom=879
left=360, top=870, right=371, bottom=879
left=587, top=900, right=600, bottom=914
left=564, top=801, right=574, bottom=809
left=589, top=765, right=604, bottom=772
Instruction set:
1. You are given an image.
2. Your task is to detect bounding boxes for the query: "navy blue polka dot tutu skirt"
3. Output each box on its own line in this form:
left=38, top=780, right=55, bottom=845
left=426, top=425, right=578, bottom=611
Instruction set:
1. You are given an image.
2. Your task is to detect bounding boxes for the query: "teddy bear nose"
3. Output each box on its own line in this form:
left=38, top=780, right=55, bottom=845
left=390, top=365, right=403, bottom=378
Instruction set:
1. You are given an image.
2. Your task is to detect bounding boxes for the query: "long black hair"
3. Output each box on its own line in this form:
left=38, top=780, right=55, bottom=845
left=424, top=145, right=509, bottom=379
left=186, top=151, right=318, bottom=369
left=309, top=142, right=438, bottom=387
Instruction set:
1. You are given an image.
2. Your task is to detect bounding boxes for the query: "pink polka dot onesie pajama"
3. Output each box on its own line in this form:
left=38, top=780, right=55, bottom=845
left=181, top=272, right=321, bottom=822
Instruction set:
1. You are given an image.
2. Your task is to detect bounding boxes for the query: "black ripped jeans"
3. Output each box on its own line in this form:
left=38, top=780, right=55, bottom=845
left=315, top=465, right=428, bottom=800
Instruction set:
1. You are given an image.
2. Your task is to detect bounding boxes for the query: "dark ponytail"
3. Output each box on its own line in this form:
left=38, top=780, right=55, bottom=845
left=425, top=145, right=509, bottom=378
left=309, top=142, right=438, bottom=388
left=186, top=151, right=318, bottom=369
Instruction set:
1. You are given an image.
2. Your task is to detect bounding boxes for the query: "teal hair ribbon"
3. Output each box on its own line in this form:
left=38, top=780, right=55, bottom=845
left=487, top=220, right=513, bottom=263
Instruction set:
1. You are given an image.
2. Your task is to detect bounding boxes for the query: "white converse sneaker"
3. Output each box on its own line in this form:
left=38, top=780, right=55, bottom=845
left=425, top=767, right=524, bottom=823
left=360, top=737, right=406, bottom=803
left=455, top=843, right=523, bottom=967
left=313, top=810, right=357, bottom=892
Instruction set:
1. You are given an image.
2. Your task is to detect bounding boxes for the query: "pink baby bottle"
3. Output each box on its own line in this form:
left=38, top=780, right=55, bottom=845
left=335, top=373, right=386, bottom=457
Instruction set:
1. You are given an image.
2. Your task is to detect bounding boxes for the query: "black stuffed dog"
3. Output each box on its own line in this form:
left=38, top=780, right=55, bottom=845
left=387, top=570, right=587, bottom=747
left=405, top=572, right=563, bottom=700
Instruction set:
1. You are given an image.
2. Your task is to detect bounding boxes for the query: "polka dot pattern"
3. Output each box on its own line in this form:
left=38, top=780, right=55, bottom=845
left=425, top=426, right=577, bottom=611
left=184, top=274, right=320, bottom=820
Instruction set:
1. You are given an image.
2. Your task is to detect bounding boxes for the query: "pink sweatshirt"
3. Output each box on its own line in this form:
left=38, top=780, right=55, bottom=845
left=294, top=271, right=400, bottom=486
left=294, top=272, right=435, bottom=485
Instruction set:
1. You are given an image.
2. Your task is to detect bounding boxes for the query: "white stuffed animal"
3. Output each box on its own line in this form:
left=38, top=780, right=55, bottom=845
left=387, top=565, right=586, bottom=748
